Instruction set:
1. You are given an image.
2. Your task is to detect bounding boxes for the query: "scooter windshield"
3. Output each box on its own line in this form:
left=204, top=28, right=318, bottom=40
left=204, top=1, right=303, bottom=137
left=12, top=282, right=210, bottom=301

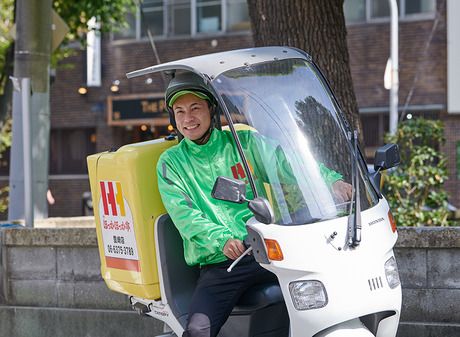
left=213, top=58, right=379, bottom=225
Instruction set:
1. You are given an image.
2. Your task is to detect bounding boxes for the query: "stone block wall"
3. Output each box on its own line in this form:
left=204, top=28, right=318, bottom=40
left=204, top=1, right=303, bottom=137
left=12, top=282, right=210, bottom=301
left=395, top=227, right=460, bottom=337
left=0, top=228, right=127, bottom=309
left=0, top=226, right=163, bottom=337
left=1, top=224, right=459, bottom=336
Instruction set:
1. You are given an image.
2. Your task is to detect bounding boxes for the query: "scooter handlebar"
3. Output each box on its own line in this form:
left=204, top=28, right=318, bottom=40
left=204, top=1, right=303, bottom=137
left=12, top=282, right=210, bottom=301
left=227, top=246, right=253, bottom=272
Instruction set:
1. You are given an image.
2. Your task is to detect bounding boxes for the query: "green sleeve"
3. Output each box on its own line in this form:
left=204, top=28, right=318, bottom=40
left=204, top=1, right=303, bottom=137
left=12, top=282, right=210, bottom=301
left=156, top=156, right=232, bottom=264
left=319, top=163, right=343, bottom=186
left=243, top=130, right=343, bottom=187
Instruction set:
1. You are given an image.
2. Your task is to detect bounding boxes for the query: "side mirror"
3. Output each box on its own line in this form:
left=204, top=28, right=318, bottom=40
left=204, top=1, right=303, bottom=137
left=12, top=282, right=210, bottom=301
left=374, top=143, right=400, bottom=172
left=248, top=198, right=275, bottom=224
left=211, top=176, right=246, bottom=203
left=212, top=176, right=275, bottom=224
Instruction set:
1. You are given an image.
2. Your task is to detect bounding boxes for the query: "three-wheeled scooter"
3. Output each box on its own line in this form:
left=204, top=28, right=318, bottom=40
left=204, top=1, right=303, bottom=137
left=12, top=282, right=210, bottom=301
left=87, top=47, right=402, bottom=337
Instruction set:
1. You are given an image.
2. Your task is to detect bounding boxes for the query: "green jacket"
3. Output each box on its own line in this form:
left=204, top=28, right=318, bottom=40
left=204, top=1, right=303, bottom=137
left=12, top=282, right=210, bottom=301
left=157, top=129, right=342, bottom=266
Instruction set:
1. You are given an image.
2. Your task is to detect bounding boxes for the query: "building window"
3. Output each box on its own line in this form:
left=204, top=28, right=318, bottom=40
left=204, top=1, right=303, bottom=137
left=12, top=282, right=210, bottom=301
left=226, top=0, right=250, bottom=31
left=370, top=0, right=399, bottom=18
left=141, top=0, right=166, bottom=37
left=50, top=129, right=96, bottom=175
left=405, top=0, right=435, bottom=15
left=113, top=0, right=250, bottom=40
left=169, top=0, right=192, bottom=35
left=344, top=0, right=366, bottom=23
left=344, top=0, right=436, bottom=24
left=197, top=0, right=222, bottom=33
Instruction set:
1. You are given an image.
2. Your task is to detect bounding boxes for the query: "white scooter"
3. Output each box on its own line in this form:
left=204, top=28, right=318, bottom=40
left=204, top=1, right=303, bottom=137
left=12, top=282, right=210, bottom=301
left=98, top=47, right=402, bottom=337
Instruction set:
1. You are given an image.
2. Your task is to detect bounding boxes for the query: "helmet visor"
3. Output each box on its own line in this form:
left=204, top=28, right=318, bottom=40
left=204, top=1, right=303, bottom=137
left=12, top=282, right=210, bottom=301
left=168, top=90, right=210, bottom=107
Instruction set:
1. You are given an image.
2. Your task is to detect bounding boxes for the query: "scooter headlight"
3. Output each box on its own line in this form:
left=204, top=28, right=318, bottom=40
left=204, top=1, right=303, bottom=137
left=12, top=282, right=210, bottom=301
left=289, top=280, right=328, bottom=310
left=384, top=256, right=401, bottom=289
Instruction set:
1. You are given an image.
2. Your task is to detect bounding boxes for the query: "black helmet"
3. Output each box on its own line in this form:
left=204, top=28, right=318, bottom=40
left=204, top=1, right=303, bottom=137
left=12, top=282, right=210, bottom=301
left=165, top=72, right=218, bottom=129
left=165, top=72, right=214, bottom=106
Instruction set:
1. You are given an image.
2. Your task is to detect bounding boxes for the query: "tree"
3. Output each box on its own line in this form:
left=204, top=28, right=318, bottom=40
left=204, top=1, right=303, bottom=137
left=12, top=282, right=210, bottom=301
left=247, top=0, right=362, bottom=137
left=0, top=0, right=135, bottom=220
left=0, top=0, right=136, bottom=120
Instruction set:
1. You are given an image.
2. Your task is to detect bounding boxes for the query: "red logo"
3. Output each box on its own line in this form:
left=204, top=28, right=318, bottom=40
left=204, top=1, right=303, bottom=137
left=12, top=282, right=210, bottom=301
left=100, top=181, right=126, bottom=216
left=231, top=162, right=246, bottom=180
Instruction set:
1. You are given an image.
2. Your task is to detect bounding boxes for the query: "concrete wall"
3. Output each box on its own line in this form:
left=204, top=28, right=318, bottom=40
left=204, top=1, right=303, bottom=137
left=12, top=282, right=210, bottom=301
left=395, top=227, right=460, bottom=337
left=1, top=223, right=459, bottom=337
left=0, top=225, right=162, bottom=337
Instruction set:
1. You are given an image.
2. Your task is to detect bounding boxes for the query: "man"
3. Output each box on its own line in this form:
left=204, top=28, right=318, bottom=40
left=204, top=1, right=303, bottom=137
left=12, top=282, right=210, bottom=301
left=157, top=72, right=351, bottom=337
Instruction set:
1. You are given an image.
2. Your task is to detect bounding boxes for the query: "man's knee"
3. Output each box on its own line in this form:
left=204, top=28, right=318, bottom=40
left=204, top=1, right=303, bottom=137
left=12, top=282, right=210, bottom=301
left=183, top=313, right=211, bottom=337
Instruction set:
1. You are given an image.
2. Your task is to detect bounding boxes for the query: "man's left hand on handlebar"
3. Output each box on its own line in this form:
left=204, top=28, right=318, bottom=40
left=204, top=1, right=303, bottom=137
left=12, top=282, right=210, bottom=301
left=332, top=180, right=353, bottom=203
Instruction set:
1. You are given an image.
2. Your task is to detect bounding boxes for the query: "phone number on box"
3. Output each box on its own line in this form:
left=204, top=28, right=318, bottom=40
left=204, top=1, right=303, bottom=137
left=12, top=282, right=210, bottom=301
left=107, top=244, right=135, bottom=256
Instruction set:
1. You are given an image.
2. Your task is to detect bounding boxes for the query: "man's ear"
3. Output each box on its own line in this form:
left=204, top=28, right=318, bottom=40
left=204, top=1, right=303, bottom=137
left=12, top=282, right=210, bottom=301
left=167, top=107, right=177, bottom=129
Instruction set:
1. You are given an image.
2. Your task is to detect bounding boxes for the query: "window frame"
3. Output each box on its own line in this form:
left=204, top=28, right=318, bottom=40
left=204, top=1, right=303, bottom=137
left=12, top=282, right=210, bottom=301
left=112, top=0, right=250, bottom=42
left=140, top=0, right=167, bottom=38
left=344, top=0, right=436, bottom=25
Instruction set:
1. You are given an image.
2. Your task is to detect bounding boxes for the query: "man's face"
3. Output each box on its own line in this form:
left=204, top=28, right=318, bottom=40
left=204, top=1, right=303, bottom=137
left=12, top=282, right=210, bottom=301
left=173, top=94, right=211, bottom=141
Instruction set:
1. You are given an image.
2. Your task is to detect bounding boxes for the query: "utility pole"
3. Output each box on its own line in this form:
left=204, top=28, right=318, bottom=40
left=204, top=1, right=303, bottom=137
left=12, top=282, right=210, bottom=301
left=8, top=0, right=52, bottom=225
left=389, top=0, right=399, bottom=135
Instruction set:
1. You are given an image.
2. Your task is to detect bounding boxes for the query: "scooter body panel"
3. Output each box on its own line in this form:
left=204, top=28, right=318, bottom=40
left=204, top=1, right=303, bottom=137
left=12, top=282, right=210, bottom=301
left=248, top=198, right=401, bottom=337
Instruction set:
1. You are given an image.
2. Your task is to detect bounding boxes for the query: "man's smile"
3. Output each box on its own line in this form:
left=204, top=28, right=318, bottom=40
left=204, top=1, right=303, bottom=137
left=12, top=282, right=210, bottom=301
left=184, top=124, right=199, bottom=130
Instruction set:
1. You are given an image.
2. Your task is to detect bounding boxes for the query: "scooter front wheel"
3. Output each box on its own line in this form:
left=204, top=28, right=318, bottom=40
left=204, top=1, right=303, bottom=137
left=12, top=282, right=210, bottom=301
left=315, top=318, right=375, bottom=337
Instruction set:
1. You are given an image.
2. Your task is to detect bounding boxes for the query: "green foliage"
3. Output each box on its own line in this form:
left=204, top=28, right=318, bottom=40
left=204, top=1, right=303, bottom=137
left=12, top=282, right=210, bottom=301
left=0, top=118, right=12, bottom=154
left=0, top=0, right=136, bottom=214
left=0, top=0, right=14, bottom=94
left=52, top=0, right=136, bottom=67
left=0, top=0, right=137, bottom=83
left=53, top=0, right=136, bottom=44
left=0, top=119, right=11, bottom=214
left=384, top=118, right=451, bottom=226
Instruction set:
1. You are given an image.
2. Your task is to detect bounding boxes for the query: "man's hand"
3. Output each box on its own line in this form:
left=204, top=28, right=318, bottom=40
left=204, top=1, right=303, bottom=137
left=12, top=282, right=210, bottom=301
left=332, top=180, right=352, bottom=203
left=223, top=239, right=246, bottom=260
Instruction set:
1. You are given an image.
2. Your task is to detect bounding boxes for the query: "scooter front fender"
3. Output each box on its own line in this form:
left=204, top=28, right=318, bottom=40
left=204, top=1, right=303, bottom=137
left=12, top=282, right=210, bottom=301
left=315, top=318, right=375, bottom=337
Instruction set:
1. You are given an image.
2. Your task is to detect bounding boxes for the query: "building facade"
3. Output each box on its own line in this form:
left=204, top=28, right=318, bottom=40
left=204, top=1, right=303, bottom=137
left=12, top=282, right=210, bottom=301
left=2, top=0, right=457, bottom=218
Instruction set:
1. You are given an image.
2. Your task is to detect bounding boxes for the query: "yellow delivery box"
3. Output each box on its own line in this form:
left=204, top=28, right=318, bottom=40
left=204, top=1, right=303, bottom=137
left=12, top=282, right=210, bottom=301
left=87, top=137, right=178, bottom=299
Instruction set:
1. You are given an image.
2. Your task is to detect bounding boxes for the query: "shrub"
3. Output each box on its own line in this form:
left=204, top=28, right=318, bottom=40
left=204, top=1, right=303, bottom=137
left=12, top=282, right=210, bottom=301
left=0, top=118, right=11, bottom=214
left=383, top=118, right=450, bottom=226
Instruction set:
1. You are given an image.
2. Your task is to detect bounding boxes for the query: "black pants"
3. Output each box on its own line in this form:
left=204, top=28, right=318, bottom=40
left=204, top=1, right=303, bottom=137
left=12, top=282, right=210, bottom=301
left=183, top=255, right=276, bottom=337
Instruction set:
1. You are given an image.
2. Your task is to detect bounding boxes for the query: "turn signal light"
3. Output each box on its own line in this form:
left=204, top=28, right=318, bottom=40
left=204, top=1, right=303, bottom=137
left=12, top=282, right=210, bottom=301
left=388, top=211, right=397, bottom=233
left=264, top=239, right=284, bottom=261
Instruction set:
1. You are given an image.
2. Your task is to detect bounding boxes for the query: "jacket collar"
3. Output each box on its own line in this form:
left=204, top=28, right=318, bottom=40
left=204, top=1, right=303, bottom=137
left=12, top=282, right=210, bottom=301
left=182, top=128, right=223, bottom=155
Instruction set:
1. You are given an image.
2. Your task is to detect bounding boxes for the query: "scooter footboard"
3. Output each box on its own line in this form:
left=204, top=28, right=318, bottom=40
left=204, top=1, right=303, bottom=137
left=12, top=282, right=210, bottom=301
left=219, top=300, right=289, bottom=337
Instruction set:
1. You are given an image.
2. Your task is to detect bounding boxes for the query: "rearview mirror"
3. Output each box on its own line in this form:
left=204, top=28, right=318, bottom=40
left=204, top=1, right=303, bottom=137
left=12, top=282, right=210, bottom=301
left=374, top=143, right=400, bottom=172
left=212, top=176, right=275, bottom=224
left=211, top=176, right=246, bottom=203
left=248, top=197, right=275, bottom=224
